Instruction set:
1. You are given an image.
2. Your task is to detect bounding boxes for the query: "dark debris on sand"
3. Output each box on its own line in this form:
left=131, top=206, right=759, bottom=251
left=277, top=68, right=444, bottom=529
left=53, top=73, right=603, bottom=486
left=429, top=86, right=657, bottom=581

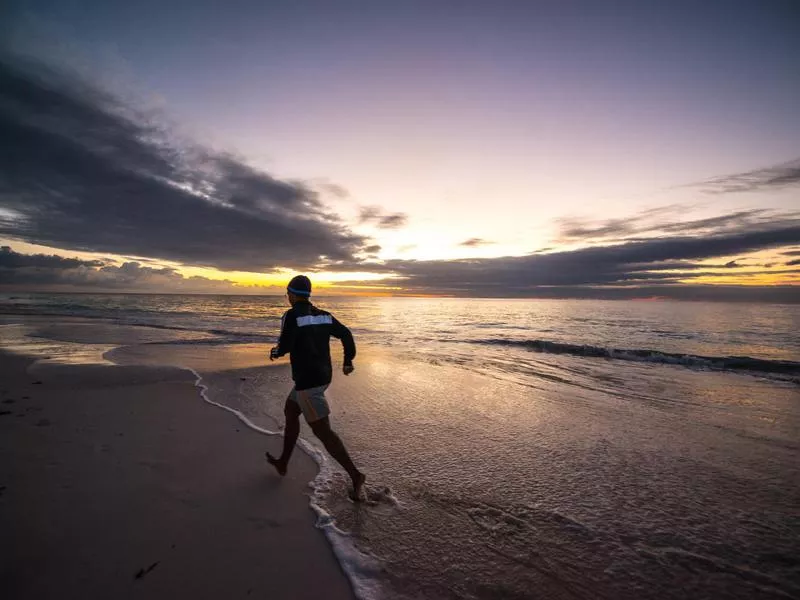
left=134, top=561, right=160, bottom=580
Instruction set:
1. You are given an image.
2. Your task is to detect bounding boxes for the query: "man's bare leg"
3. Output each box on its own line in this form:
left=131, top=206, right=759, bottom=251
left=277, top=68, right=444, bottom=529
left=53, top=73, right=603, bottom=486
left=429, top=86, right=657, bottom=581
left=266, top=397, right=301, bottom=476
left=309, top=416, right=366, bottom=499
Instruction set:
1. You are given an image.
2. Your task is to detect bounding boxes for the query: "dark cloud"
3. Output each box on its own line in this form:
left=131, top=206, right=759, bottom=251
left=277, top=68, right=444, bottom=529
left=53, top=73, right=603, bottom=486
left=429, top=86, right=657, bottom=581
left=0, top=246, right=106, bottom=269
left=787, top=259, right=800, bottom=266
left=699, top=159, right=800, bottom=194
left=358, top=205, right=408, bottom=229
left=555, top=205, right=688, bottom=243
left=348, top=225, right=800, bottom=297
left=658, top=211, right=777, bottom=234
left=1, top=54, right=796, bottom=302
left=459, top=238, right=493, bottom=247
left=0, top=246, right=239, bottom=292
left=557, top=217, right=635, bottom=242
left=783, top=250, right=800, bottom=256
left=557, top=209, right=797, bottom=243
left=629, top=260, right=738, bottom=271
left=0, top=54, right=370, bottom=272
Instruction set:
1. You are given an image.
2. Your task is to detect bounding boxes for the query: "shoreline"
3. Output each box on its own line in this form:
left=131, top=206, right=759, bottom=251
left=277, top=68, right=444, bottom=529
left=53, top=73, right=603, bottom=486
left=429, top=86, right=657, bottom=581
left=0, top=349, right=356, bottom=600
left=4, top=308, right=798, bottom=599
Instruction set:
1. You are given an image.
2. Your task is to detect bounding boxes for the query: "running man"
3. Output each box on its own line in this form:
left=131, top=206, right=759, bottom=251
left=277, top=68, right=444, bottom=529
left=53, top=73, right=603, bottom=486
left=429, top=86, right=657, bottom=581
left=266, top=275, right=366, bottom=500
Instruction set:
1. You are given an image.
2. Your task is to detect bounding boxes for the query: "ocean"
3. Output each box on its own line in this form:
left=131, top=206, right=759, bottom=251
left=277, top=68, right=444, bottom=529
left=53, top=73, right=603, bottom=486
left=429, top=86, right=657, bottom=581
left=1, top=293, right=798, bottom=599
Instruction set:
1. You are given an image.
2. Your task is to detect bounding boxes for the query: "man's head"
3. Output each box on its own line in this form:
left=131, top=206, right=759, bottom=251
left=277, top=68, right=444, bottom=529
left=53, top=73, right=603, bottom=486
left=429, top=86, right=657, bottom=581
left=286, top=274, right=312, bottom=305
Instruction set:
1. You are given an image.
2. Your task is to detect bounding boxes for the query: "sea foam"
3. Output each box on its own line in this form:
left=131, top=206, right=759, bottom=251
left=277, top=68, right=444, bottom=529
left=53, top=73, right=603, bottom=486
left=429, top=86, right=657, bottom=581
left=186, top=367, right=384, bottom=600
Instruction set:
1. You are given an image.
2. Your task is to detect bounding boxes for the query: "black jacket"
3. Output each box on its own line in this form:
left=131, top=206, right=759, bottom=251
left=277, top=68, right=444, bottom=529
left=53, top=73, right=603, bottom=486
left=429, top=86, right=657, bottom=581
left=274, top=300, right=356, bottom=390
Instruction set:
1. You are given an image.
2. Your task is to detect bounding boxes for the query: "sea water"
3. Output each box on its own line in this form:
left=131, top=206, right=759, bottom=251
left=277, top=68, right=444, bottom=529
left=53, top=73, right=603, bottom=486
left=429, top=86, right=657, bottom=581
left=1, top=293, right=798, bottom=599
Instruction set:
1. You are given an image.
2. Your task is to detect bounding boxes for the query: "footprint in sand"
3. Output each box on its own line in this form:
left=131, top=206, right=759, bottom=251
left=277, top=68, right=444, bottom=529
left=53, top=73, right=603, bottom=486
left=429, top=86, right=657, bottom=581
left=351, top=485, right=401, bottom=508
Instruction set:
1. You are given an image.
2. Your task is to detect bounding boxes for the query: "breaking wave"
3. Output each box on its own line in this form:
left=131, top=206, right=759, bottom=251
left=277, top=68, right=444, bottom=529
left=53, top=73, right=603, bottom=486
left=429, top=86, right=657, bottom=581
left=464, top=338, right=800, bottom=380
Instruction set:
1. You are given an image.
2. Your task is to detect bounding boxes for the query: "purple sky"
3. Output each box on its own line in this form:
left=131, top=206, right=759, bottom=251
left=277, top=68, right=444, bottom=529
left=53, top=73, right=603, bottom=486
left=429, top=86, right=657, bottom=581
left=1, top=0, right=798, bottom=298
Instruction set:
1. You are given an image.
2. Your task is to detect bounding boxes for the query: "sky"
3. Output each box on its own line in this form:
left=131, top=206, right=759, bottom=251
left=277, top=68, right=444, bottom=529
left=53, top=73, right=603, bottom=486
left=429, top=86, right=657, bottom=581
left=1, top=0, right=799, bottom=300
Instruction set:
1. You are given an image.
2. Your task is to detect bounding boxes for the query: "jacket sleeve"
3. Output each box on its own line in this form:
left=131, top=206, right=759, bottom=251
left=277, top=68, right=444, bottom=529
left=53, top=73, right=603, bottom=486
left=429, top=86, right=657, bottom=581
left=275, top=310, right=296, bottom=357
left=330, top=317, right=356, bottom=365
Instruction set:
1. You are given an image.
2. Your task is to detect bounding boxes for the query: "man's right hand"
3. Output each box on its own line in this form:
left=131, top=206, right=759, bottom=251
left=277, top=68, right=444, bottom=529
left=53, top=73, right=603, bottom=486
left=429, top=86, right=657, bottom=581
left=270, top=347, right=280, bottom=361
left=343, top=363, right=354, bottom=375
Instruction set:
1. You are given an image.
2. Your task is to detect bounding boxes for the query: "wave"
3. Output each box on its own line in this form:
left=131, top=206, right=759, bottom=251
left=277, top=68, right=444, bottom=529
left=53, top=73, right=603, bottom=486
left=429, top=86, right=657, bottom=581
left=125, top=323, right=276, bottom=344
left=465, top=338, right=800, bottom=379
left=0, top=303, right=204, bottom=319
left=0, top=307, right=279, bottom=343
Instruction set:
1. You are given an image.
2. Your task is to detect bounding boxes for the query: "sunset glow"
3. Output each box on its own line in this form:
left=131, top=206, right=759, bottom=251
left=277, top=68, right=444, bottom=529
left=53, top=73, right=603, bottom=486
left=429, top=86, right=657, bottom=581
left=1, top=2, right=797, bottom=301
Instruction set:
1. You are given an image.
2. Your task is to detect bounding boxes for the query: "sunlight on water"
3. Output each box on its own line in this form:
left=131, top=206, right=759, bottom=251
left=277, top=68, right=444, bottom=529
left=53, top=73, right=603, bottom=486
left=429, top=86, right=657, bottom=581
left=0, top=322, right=116, bottom=365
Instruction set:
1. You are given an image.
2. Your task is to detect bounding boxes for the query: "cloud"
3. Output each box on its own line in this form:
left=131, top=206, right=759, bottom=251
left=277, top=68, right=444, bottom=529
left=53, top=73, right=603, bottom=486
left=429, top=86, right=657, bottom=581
left=698, top=159, right=800, bottom=194
left=349, top=224, right=800, bottom=296
left=783, top=250, right=800, bottom=257
left=358, top=205, right=408, bottom=229
left=657, top=211, right=779, bottom=234
left=557, top=217, right=635, bottom=242
left=1, top=53, right=796, bottom=302
left=557, top=208, right=798, bottom=244
left=459, top=238, right=494, bottom=247
left=0, top=246, right=107, bottom=269
left=317, top=182, right=350, bottom=199
left=0, top=246, right=239, bottom=292
left=361, top=244, right=382, bottom=255
left=787, top=259, right=800, bottom=266
left=0, top=53, right=370, bottom=272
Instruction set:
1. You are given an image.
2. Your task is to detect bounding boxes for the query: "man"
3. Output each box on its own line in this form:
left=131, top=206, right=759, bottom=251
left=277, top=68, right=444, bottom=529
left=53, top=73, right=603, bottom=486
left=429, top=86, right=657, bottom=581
left=266, top=275, right=366, bottom=500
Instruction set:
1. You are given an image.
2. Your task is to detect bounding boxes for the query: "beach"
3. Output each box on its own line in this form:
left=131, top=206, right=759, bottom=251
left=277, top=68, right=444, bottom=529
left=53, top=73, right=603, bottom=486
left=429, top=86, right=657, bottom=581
left=3, top=4, right=799, bottom=597
left=0, top=349, right=355, bottom=600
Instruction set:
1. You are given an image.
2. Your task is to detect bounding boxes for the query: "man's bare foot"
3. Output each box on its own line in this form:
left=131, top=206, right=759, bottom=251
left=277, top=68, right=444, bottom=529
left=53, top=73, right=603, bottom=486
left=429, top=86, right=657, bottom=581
left=350, top=472, right=367, bottom=501
left=265, top=452, right=287, bottom=476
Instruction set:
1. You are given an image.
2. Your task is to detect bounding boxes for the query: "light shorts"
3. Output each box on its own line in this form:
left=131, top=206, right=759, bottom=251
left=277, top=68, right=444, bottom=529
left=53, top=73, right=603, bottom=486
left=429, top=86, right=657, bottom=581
left=288, top=385, right=331, bottom=423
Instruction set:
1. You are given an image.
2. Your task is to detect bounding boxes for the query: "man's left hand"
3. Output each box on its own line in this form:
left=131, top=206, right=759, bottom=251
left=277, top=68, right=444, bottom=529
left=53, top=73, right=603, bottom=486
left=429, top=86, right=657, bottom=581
left=343, top=363, right=354, bottom=375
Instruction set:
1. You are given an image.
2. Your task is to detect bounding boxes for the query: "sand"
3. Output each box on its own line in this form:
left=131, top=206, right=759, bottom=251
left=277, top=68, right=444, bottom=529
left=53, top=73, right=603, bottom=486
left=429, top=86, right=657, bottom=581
left=0, top=351, right=355, bottom=600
